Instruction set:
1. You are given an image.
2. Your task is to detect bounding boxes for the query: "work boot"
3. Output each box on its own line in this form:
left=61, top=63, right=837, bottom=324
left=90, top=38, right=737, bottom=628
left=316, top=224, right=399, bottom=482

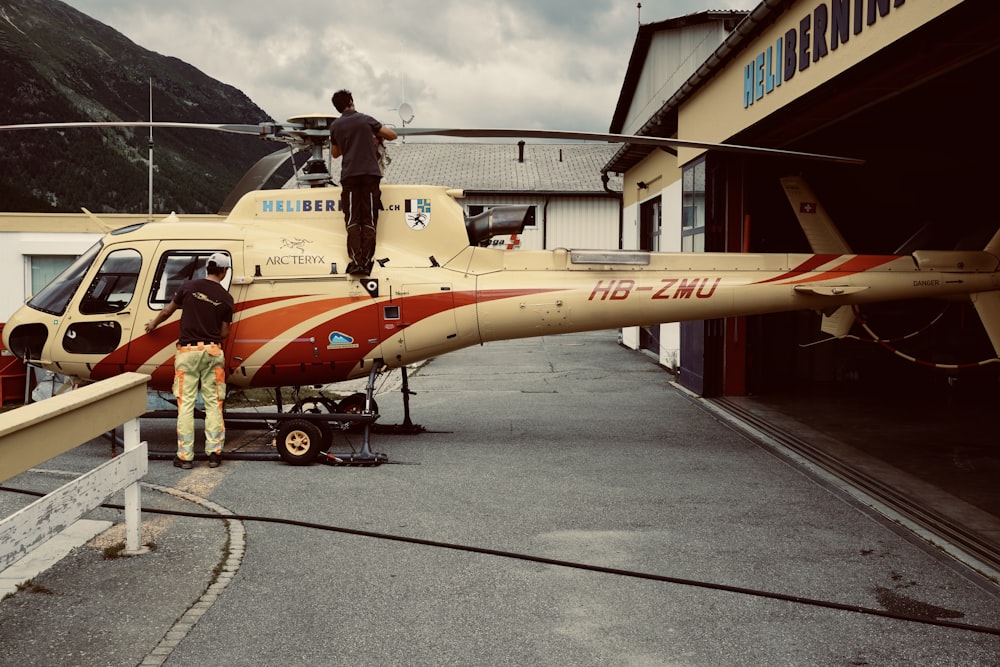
left=208, top=452, right=221, bottom=468
left=173, top=456, right=193, bottom=470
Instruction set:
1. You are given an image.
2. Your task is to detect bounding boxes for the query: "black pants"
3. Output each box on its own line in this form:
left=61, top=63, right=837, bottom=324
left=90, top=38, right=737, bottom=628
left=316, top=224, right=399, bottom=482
left=341, top=175, right=382, bottom=274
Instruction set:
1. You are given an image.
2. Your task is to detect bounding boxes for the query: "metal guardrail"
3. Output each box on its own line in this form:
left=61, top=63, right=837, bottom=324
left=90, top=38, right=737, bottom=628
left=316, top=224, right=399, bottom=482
left=0, top=373, right=150, bottom=569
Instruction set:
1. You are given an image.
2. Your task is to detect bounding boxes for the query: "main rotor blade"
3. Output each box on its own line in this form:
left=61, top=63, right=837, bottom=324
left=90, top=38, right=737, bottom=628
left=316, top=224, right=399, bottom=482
left=395, top=127, right=865, bottom=166
left=0, top=120, right=865, bottom=165
left=0, top=121, right=263, bottom=135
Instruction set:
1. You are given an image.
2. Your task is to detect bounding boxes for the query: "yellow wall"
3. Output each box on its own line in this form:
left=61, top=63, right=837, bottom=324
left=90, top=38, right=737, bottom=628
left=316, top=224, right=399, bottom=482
left=0, top=212, right=206, bottom=233
left=678, top=0, right=964, bottom=163
left=623, top=149, right=679, bottom=207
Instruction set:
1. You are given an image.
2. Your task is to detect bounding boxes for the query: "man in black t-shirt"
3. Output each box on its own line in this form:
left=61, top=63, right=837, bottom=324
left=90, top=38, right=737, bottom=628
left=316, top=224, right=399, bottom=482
left=330, top=89, right=398, bottom=276
left=145, top=253, right=235, bottom=469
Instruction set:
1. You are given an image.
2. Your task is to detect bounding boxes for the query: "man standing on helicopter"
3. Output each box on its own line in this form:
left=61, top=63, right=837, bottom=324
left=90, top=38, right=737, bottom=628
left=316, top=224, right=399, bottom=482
left=330, top=89, right=398, bottom=276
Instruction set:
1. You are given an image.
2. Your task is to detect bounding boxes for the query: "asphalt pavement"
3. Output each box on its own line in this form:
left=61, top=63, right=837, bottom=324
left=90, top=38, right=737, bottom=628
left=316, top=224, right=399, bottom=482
left=0, top=330, right=998, bottom=666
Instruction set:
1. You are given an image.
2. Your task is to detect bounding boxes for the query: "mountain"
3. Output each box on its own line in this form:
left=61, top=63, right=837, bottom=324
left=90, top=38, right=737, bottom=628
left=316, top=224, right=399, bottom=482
left=0, top=0, right=288, bottom=214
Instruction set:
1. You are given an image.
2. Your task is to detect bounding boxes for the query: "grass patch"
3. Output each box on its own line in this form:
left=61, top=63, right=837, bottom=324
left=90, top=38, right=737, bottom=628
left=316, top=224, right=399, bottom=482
left=102, top=540, right=156, bottom=559
left=209, top=521, right=232, bottom=584
left=7, top=580, right=55, bottom=598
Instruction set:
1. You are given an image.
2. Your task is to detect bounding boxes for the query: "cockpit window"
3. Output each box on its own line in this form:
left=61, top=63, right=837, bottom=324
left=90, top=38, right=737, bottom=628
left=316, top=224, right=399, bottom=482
left=27, top=241, right=104, bottom=316
left=79, top=248, right=143, bottom=315
left=149, top=251, right=233, bottom=309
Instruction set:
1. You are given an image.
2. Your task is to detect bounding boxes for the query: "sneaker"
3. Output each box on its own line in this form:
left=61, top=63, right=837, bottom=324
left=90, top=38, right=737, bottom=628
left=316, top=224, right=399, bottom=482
left=208, top=452, right=221, bottom=468
left=173, top=457, right=193, bottom=470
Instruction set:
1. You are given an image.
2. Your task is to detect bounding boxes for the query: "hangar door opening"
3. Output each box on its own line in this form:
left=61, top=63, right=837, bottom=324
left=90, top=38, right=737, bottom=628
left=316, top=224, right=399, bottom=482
left=736, top=0, right=1000, bottom=402
left=678, top=158, right=724, bottom=396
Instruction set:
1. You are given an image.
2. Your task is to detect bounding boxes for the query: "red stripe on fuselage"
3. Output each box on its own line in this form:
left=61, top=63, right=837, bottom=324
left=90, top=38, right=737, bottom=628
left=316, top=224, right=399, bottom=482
left=91, top=287, right=570, bottom=387
left=753, top=255, right=899, bottom=285
left=245, top=287, right=562, bottom=386
left=783, top=255, right=900, bottom=284
left=88, top=295, right=351, bottom=383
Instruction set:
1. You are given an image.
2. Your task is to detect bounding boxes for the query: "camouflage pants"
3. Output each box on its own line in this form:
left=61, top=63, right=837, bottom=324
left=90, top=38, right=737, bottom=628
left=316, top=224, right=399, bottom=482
left=173, top=344, right=226, bottom=462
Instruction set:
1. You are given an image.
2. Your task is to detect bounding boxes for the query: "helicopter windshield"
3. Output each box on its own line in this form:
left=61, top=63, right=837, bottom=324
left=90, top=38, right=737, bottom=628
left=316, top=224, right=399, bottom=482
left=27, top=240, right=104, bottom=316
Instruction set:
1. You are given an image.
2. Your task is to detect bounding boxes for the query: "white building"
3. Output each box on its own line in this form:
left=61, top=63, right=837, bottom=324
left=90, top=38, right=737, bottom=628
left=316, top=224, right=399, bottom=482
left=383, top=141, right=623, bottom=252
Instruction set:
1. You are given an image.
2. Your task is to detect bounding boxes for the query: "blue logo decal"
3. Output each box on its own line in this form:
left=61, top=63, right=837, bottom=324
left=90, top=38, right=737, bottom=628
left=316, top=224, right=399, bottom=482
left=328, top=332, right=354, bottom=346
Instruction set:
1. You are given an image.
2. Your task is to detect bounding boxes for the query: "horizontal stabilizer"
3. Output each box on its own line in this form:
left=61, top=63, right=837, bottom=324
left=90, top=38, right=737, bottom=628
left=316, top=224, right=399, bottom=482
left=985, top=227, right=1000, bottom=258
left=971, top=290, right=1000, bottom=357
left=794, top=285, right=868, bottom=297
left=820, top=306, right=856, bottom=338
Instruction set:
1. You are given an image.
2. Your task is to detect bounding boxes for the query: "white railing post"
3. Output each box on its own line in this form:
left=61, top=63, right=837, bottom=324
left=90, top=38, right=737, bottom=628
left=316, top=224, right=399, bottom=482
left=123, top=418, right=145, bottom=554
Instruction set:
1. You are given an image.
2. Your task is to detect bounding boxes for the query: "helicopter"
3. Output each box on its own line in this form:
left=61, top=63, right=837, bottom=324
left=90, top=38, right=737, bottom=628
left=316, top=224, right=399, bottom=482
left=3, top=117, right=1000, bottom=465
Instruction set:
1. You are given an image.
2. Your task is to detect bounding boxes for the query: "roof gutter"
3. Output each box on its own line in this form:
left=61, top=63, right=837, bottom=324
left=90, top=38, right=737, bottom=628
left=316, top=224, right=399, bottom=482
left=601, top=172, right=625, bottom=249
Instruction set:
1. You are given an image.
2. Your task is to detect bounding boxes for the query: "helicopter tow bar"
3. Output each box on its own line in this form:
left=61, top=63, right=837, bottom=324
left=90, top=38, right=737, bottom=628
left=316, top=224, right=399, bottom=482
left=140, top=363, right=388, bottom=466
left=138, top=406, right=386, bottom=466
left=135, top=361, right=436, bottom=466
left=315, top=359, right=386, bottom=466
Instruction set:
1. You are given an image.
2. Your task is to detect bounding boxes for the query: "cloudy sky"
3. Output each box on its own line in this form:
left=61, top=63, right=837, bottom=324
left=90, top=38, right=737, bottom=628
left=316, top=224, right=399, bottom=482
left=63, top=0, right=759, bottom=132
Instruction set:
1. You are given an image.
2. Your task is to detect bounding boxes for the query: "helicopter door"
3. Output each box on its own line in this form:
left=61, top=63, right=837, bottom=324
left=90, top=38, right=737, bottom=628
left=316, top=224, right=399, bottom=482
left=391, top=283, right=457, bottom=353
left=51, top=243, right=151, bottom=380
left=127, top=244, right=241, bottom=383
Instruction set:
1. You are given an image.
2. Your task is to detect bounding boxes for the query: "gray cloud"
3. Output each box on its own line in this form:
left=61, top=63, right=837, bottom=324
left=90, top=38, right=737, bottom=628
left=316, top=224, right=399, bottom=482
left=62, top=0, right=758, bottom=131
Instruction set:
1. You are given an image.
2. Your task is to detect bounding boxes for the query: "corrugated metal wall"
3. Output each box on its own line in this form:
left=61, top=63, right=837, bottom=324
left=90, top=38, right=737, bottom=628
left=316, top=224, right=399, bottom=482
left=624, top=24, right=732, bottom=134
left=547, top=198, right=620, bottom=250
left=462, top=195, right=620, bottom=251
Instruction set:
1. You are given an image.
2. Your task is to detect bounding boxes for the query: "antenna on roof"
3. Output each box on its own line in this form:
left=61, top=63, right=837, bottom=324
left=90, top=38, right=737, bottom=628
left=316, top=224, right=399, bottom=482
left=637, top=2, right=642, bottom=26
left=392, top=74, right=415, bottom=143
left=147, top=77, right=154, bottom=220
left=398, top=102, right=414, bottom=127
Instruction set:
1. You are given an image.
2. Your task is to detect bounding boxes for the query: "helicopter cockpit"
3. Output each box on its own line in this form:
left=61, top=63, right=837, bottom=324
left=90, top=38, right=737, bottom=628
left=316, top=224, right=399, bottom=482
left=8, top=227, right=235, bottom=373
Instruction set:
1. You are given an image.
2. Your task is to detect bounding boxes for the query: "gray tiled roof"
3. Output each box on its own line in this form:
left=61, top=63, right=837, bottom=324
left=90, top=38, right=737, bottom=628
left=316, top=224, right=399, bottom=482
left=377, top=142, right=623, bottom=194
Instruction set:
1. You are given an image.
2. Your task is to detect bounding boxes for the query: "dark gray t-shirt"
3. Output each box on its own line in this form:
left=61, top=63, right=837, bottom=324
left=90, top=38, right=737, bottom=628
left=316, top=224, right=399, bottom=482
left=173, top=278, right=234, bottom=346
left=330, top=109, right=384, bottom=180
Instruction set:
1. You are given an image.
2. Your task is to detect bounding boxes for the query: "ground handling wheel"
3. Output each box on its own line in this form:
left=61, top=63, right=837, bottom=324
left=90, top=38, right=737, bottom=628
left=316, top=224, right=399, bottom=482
left=290, top=397, right=336, bottom=450
left=337, top=393, right=379, bottom=432
left=276, top=418, right=324, bottom=466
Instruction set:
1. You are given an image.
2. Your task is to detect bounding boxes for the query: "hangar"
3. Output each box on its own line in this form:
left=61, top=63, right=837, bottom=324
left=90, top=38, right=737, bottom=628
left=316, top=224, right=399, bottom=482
left=607, top=0, right=999, bottom=399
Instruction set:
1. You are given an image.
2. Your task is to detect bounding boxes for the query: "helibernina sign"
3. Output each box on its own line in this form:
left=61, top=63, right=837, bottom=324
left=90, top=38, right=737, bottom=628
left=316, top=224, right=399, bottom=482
left=743, top=0, right=908, bottom=108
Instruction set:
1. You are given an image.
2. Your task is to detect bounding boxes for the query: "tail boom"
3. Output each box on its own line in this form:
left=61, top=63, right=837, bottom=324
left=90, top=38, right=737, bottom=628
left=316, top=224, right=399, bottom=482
left=471, top=251, right=1000, bottom=343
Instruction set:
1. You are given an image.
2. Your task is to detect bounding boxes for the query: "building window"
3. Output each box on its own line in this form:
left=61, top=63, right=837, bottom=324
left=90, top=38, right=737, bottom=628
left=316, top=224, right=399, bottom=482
left=682, top=158, right=706, bottom=252
left=29, top=255, right=78, bottom=300
left=26, top=243, right=104, bottom=316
